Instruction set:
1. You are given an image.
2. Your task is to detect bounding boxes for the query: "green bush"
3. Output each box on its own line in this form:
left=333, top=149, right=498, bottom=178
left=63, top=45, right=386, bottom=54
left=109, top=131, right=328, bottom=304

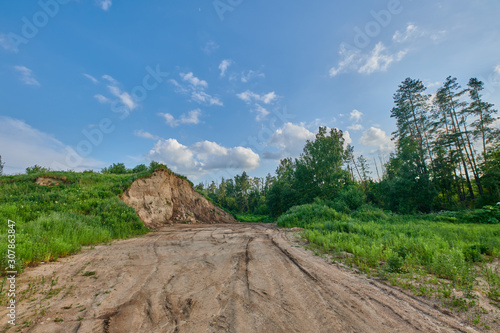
left=277, top=202, right=347, bottom=228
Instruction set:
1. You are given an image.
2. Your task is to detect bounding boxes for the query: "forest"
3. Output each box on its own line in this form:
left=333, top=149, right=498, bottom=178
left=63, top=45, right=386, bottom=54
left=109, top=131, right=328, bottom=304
left=196, top=76, right=500, bottom=217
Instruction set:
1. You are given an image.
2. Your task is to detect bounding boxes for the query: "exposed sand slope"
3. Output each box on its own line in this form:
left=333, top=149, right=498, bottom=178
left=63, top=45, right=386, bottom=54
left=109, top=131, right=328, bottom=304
left=121, top=169, right=236, bottom=228
left=0, top=224, right=478, bottom=333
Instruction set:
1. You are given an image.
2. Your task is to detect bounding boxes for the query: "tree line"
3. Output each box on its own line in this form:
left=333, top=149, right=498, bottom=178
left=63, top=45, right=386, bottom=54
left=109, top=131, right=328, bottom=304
left=198, top=76, right=500, bottom=216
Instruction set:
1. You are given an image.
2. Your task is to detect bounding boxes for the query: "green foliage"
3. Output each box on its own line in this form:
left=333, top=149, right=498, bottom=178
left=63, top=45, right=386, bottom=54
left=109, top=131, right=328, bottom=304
left=278, top=202, right=500, bottom=301
left=235, top=214, right=274, bottom=223
left=277, top=202, right=347, bottom=228
left=101, top=163, right=128, bottom=174
left=0, top=171, right=149, bottom=274
left=26, top=165, right=51, bottom=175
left=432, top=206, right=500, bottom=224
left=266, top=127, right=352, bottom=217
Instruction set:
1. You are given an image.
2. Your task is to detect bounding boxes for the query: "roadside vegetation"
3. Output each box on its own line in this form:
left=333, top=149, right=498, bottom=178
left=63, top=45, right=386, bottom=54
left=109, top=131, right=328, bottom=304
left=0, top=162, right=178, bottom=275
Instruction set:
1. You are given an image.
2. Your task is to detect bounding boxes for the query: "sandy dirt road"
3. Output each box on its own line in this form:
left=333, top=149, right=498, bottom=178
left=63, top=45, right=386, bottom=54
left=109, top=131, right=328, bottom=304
left=1, top=224, right=478, bottom=333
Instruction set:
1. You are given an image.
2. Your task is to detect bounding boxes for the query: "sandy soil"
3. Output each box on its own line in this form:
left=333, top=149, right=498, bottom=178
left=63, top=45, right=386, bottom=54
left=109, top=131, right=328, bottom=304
left=1, top=224, right=480, bottom=333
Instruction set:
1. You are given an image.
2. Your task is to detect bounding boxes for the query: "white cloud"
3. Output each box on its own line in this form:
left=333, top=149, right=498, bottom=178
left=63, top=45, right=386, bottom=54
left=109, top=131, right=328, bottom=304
left=191, top=91, right=223, bottom=106
left=0, top=116, right=102, bottom=174
left=108, top=85, right=136, bottom=111
left=219, top=59, right=232, bottom=77
left=393, top=23, right=446, bottom=44
left=350, top=109, right=363, bottom=122
left=252, top=104, right=270, bottom=121
left=147, top=139, right=260, bottom=177
left=159, top=113, right=176, bottom=127
left=159, top=109, right=202, bottom=127
left=102, top=74, right=118, bottom=85
left=330, top=42, right=407, bottom=77
left=241, top=70, right=265, bottom=83
left=83, top=73, right=98, bottom=84
left=495, top=65, right=500, bottom=75
left=264, top=123, right=352, bottom=159
left=0, top=33, right=17, bottom=52
left=265, top=123, right=316, bottom=159
left=134, top=130, right=159, bottom=140
left=348, top=124, right=364, bottom=131
left=393, top=23, right=420, bottom=43
left=360, top=127, right=395, bottom=154
left=14, top=66, right=40, bottom=86
left=180, top=109, right=202, bottom=125
left=96, top=0, right=112, bottom=11
left=91, top=75, right=138, bottom=115
left=180, top=72, right=208, bottom=88
left=171, top=72, right=222, bottom=106
left=94, top=94, right=110, bottom=104
left=237, top=90, right=277, bottom=104
left=343, top=130, right=352, bottom=147
left=358, top=43, right=407, bottom=74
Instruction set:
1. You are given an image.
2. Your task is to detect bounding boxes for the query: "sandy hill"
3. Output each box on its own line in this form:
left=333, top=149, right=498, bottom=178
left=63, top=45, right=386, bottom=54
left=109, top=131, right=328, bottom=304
left=121, top=169, right=236, bottom=228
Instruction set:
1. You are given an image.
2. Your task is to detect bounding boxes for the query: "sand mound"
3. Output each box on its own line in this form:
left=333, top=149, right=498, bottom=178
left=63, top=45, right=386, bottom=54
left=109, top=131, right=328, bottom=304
left=121, top=169, right=236, bottom=228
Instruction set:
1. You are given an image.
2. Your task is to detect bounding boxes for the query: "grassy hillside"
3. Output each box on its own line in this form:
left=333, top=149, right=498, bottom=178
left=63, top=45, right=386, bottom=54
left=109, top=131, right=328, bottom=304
left=278, top=203, right=500, bottom=314
left=0, top=170, right=152, bottom=274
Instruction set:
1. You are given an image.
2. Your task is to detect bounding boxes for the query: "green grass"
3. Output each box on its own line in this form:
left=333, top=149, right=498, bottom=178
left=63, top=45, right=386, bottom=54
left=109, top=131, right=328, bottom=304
left=235, top=214, right=274, bottom=223
left=0, top=170, right=152, bottom=274
left=277, top=203, right=500, bottom=306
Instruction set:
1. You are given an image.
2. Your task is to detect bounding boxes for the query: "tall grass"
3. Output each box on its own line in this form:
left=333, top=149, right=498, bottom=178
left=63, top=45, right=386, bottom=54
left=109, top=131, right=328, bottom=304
left=277, top=203, right=500, bottom=303
left=0, top=170, right=150, bottom=273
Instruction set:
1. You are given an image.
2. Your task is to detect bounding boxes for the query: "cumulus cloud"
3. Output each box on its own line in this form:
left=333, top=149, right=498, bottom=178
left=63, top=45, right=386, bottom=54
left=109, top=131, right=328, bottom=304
left=237, top=90, right=277, bottom=104
left=0, top=116, right=102, bottom=174
left=252, top=104, right=270, bottom=122
left=264, top=123, right=353, bottom=159
left=495, top=65, right=500, bottom=75
left=171, top=72, right=222, bottom=106
left=347, top=124, right=364, bottom=131
left=158, top=109, right=202, bottom=127
left=350, top=109, right=363, bottom=122
left=147, top=139, right=260, bottom=177
left=264, top=123, right=316, bottom=159
left=96, top=0, right=112, bottom=11
left=134, top=130, right=159, bottom=140
left=14, top=66, right=40, bottom=86
left=360, top=127, right=395, bottom=154
left=180, top=72, right=208, bottom=88
left=219, top=59, right=232, bottom=77
left=191, top=91, right=223, bottom=106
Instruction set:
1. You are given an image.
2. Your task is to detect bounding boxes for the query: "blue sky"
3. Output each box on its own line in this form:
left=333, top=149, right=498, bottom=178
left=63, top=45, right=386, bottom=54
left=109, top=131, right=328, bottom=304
left=1, top=0, right=499, bottom=183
